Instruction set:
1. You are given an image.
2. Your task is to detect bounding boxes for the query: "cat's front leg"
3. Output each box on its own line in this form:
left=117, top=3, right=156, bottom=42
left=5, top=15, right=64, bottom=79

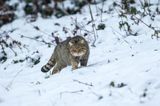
left=70, top=57, right=79, bottom=70
left=71, top=60, right=78, bottom=70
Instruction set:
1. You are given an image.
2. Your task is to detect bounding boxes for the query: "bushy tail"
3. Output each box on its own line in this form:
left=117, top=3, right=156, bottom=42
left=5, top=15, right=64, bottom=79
left=41, top=58, right=56, bottom=73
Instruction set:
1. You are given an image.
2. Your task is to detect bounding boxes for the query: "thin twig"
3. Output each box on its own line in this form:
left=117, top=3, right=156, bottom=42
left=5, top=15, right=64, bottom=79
left=6, top=69, right=24, bottom=90
left=91, top=91, right=103, bottom=100
left=133, top=15, right=155, bottom=30
left=8, top=46, right=17, bottom=56
left=8, top=35, right=23, bottom=50
left=21, top=35, right=53, bottom=46
left=0, top=83, right=9, bottom=91
left=88, top=3, right=98, bottom=47
left=29, top=23, right=51, bottom=36
left=60, top=90, right=83, bottom=98
left=71, top=18, right=94, bottom=35
left=100, top=0, right=105, bottom=22
left=110, top=26, right=133, bottom=49
left=0, top=28, right=18, bottom=37
left=73, top=79, right=93, bottom=87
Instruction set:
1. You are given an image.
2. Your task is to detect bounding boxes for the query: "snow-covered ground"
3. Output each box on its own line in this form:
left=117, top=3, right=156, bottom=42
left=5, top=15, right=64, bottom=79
left=0, top=1, right=160, bottom=106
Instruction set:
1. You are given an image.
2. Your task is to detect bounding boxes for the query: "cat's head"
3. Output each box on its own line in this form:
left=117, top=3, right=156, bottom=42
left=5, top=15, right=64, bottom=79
left=68, top=36, right=88, bottom=57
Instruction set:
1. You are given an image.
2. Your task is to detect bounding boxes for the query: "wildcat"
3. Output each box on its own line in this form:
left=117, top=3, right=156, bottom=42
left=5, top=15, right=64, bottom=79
left=41, top=36, right=89, bottom=74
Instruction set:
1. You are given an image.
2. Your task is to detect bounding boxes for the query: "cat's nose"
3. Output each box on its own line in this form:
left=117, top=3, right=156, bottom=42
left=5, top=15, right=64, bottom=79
left=75, top=40, right=78, bottom=43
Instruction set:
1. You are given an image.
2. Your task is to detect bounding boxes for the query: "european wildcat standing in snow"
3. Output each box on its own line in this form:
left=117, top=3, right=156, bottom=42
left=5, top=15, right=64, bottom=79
left=41, top=36, right=89, bottom=74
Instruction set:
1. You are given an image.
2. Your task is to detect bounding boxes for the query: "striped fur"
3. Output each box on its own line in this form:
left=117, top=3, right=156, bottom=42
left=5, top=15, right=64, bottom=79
left=41, top=36, right=89, bottom=74
left=41, top=58, right=56, bottom=72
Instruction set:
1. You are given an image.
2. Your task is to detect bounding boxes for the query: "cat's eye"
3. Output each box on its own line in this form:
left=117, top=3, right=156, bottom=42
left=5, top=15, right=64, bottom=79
left=69, top=42, right=73, bottom=46
left=80, top=40, right=84, bottom=44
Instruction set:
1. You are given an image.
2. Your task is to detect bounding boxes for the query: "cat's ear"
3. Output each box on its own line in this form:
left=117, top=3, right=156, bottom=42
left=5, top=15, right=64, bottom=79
left=69, top=42, right=73, bottom=46
left=80, top=39, right=84, bottom=44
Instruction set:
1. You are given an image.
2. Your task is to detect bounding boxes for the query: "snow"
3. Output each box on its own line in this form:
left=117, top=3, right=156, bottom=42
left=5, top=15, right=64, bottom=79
left=0, top=0, right=160, bottom=106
